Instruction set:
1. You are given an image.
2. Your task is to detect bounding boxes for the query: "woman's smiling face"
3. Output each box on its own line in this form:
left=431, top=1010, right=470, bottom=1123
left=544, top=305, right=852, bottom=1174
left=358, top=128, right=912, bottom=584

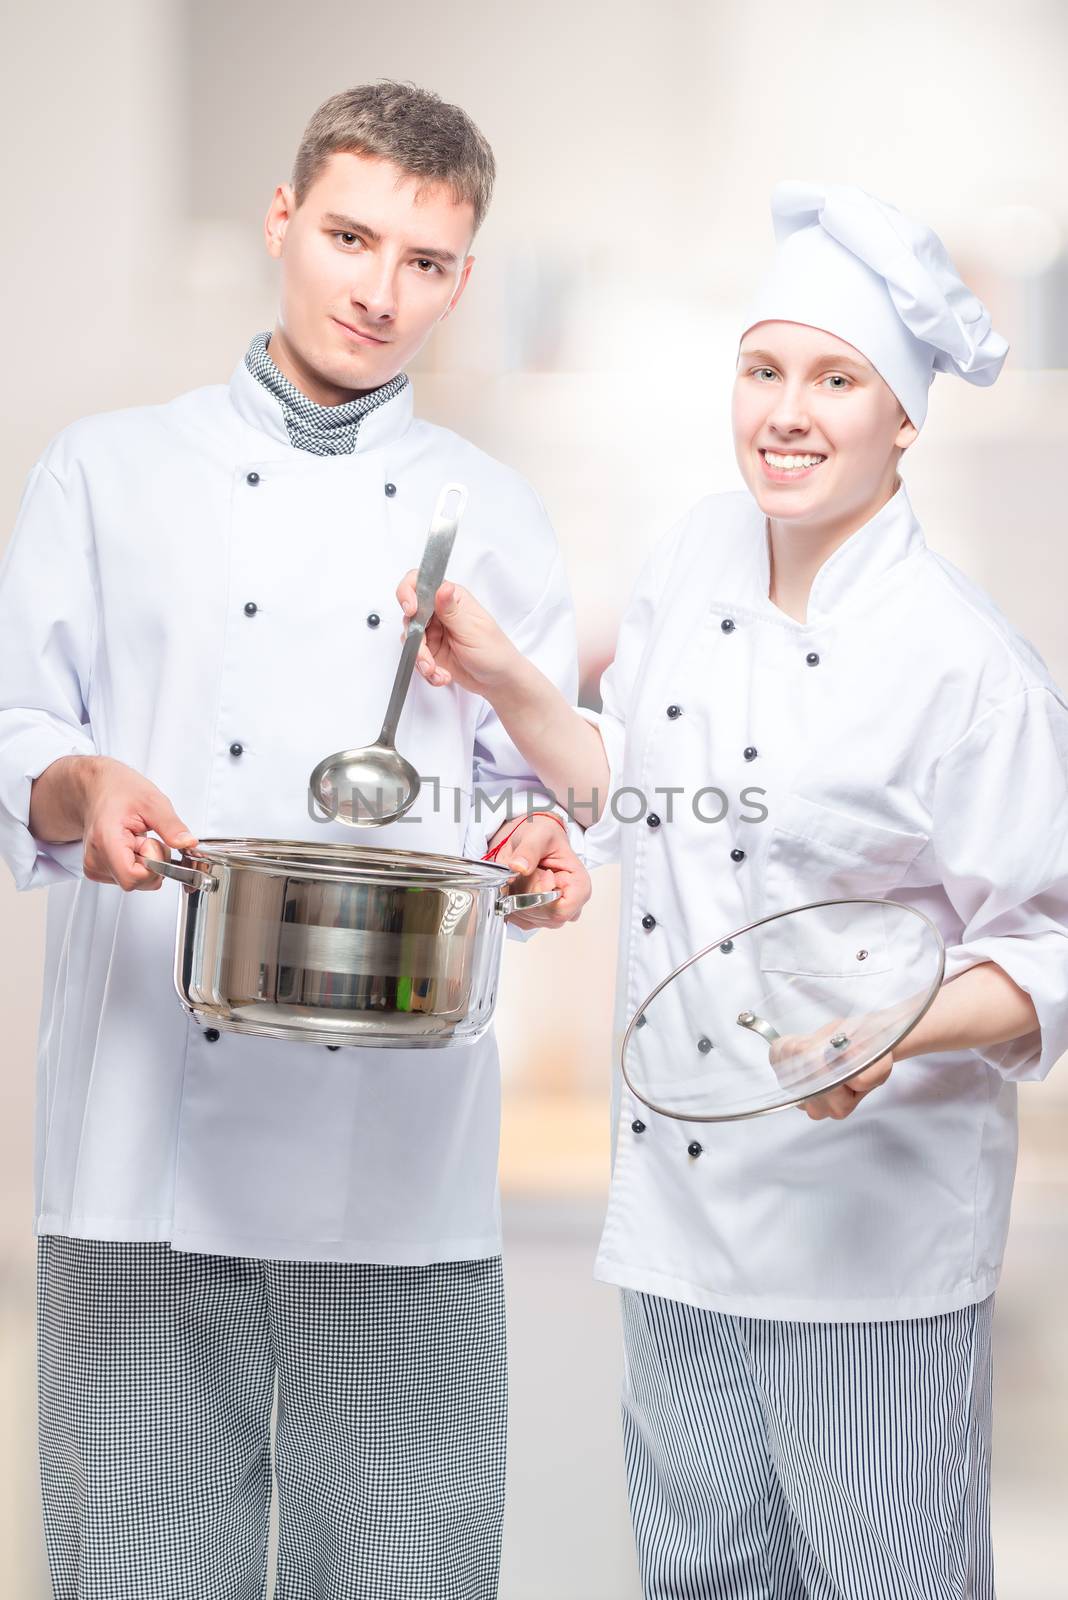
left=732, top=320, right=918, bottom=533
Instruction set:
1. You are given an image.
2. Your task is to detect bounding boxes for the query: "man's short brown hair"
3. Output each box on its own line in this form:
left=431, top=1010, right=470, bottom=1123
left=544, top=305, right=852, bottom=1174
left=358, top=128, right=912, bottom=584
left=292, top=81, right=496, bottom=234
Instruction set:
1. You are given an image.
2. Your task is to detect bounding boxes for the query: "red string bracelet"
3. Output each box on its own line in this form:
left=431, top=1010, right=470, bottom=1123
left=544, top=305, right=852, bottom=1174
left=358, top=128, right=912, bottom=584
left=482, top=810, right=568, bottom=862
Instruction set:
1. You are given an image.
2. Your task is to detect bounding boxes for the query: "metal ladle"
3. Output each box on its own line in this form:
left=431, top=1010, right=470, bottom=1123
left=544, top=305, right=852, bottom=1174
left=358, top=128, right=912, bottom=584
left=308, top=481, right=468, bottom=826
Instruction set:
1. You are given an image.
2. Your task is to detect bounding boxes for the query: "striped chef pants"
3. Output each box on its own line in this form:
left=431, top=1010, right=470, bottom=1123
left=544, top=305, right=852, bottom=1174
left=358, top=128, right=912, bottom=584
left=621, top=1288, right=994, bottom=1600
left=37, top=1235, right=507, bottom=1600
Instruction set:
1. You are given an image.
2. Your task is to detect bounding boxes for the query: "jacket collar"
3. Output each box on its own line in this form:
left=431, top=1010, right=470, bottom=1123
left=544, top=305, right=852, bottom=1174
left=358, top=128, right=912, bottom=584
left=753, top=479, right=927, bottom=622
left=227, top=354, right=415, bottom=455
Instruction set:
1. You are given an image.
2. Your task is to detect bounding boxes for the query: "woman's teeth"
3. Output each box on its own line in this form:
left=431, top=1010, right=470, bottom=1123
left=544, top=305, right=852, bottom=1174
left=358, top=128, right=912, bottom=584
left=763, top=450, right=826, bottom=471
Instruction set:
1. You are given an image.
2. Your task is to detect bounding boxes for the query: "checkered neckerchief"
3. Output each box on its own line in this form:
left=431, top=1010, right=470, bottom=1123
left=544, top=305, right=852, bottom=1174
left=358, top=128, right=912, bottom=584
left=244, top=330, right=408, bottom=456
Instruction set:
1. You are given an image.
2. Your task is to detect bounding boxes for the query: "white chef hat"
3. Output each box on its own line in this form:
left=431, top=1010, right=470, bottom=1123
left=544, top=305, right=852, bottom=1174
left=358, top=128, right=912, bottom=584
left=742, top=181, right=1008, bottom=428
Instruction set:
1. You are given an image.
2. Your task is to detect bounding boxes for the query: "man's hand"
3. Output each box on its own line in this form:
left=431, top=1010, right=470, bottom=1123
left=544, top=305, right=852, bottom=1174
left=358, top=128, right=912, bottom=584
left=487, top=813, right=591, bottom=931
left=31, top=755, right=199, bottom=892
left=769, top=1016, right=895, bottom=1121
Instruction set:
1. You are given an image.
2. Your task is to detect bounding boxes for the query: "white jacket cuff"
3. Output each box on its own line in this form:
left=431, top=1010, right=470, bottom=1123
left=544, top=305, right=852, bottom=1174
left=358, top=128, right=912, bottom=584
left=0, top=720, right=95, bottom=891
left=572, top=708, right=622, bottom=869
left=942, top=931, right=1068, bottom=1081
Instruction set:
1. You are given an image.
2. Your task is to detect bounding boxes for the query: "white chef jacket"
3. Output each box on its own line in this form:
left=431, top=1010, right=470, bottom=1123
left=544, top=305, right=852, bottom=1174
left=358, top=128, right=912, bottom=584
left=582, top=483, right=1068, bottom=1320
left=0, top=357, right=577, bottom=1263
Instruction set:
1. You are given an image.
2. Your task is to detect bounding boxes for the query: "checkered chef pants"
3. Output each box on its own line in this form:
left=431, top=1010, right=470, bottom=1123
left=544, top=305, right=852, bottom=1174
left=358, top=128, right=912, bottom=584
left=622, top=1289, right=995, bottom=1600
left=36, top=1236, right=507, bottom=1600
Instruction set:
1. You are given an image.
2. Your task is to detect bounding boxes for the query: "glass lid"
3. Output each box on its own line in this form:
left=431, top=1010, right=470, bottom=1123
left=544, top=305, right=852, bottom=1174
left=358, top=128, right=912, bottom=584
left=622, top=898, right=945, bottom=1123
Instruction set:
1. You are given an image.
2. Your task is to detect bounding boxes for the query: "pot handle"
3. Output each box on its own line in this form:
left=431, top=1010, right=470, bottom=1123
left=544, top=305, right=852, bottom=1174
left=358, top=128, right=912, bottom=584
left=144, top=855, right=216, bottom=893
left=495, top=889, right=560, bottom=919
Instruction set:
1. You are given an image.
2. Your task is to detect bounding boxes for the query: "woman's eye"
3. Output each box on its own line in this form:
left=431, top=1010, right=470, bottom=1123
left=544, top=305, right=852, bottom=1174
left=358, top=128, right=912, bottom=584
left=823, top=374, right=851, bottom=391
left=752, top=367, right=778, bottom=382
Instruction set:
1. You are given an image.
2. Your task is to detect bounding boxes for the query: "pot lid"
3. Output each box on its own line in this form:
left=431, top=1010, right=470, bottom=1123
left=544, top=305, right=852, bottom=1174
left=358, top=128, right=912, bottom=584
left=621, top=897, right=945, bottom=1123
left=184, top=838, right=513, bottom=888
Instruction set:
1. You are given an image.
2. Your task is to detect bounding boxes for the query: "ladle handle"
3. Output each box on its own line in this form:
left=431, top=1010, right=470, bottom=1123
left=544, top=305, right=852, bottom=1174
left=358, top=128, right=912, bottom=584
left=380, top=483, right=468, bottom=746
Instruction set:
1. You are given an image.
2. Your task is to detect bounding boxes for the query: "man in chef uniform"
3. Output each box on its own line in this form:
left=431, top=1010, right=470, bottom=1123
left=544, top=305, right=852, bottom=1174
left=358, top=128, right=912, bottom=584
left=397, top=183, right=1068, bottom=1597
left=0, top=82, right=589, bottom=1600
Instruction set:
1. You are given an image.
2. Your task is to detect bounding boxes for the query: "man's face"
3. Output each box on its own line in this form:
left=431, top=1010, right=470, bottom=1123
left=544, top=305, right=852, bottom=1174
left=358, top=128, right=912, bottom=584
left=264, top=151, right=476, bottom=401
left=731, top=321, right=918, bottom=532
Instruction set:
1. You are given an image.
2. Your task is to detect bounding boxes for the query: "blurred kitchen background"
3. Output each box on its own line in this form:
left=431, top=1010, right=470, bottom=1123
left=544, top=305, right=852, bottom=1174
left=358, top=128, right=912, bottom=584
left=2, top=1, right=1067, bottom=1594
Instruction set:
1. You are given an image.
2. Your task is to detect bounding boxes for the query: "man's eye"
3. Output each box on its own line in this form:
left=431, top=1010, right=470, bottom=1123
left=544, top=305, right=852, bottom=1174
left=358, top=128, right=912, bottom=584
left=414, top=258, right=440, bottom=274
left=335, top=232, right=361, bottom=247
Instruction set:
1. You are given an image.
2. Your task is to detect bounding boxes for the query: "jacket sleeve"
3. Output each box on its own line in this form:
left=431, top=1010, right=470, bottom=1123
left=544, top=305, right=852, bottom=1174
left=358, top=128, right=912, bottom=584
left=575, top=531, right=676, bottom=870
left=462, top=546, right=579, bottom=853
left=932, top=685, right=1068, bottom=1081
left=0, top=459, right=98, bottom=890
left=461, top=542, right=579, bottom=943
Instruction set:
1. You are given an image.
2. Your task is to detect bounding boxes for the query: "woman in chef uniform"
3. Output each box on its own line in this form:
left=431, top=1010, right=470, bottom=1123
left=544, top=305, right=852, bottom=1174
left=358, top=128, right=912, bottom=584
left=399, top=182, right=1068, bottom=1598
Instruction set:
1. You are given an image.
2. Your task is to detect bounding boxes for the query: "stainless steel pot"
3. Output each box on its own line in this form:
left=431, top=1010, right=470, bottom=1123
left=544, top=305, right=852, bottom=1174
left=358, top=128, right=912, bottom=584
left=147, top=839, right=558, bottom=1049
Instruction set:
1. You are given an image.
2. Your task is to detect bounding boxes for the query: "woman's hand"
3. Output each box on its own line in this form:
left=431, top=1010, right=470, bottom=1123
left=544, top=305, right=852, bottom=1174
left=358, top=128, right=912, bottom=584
left=395, top=570, right=612, bottom=830
left=795, top=1048, right=894, bottom=1120
left=395, top=575, right=522, bottom=697
left=769, top=1017, right=895, bottom=1121
left=487, top=813, right=592, bottom=931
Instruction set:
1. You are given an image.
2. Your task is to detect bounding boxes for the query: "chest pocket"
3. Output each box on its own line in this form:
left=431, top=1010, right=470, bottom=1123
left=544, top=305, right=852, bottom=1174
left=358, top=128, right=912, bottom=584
left=759, top=794, right=929, bottom=977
